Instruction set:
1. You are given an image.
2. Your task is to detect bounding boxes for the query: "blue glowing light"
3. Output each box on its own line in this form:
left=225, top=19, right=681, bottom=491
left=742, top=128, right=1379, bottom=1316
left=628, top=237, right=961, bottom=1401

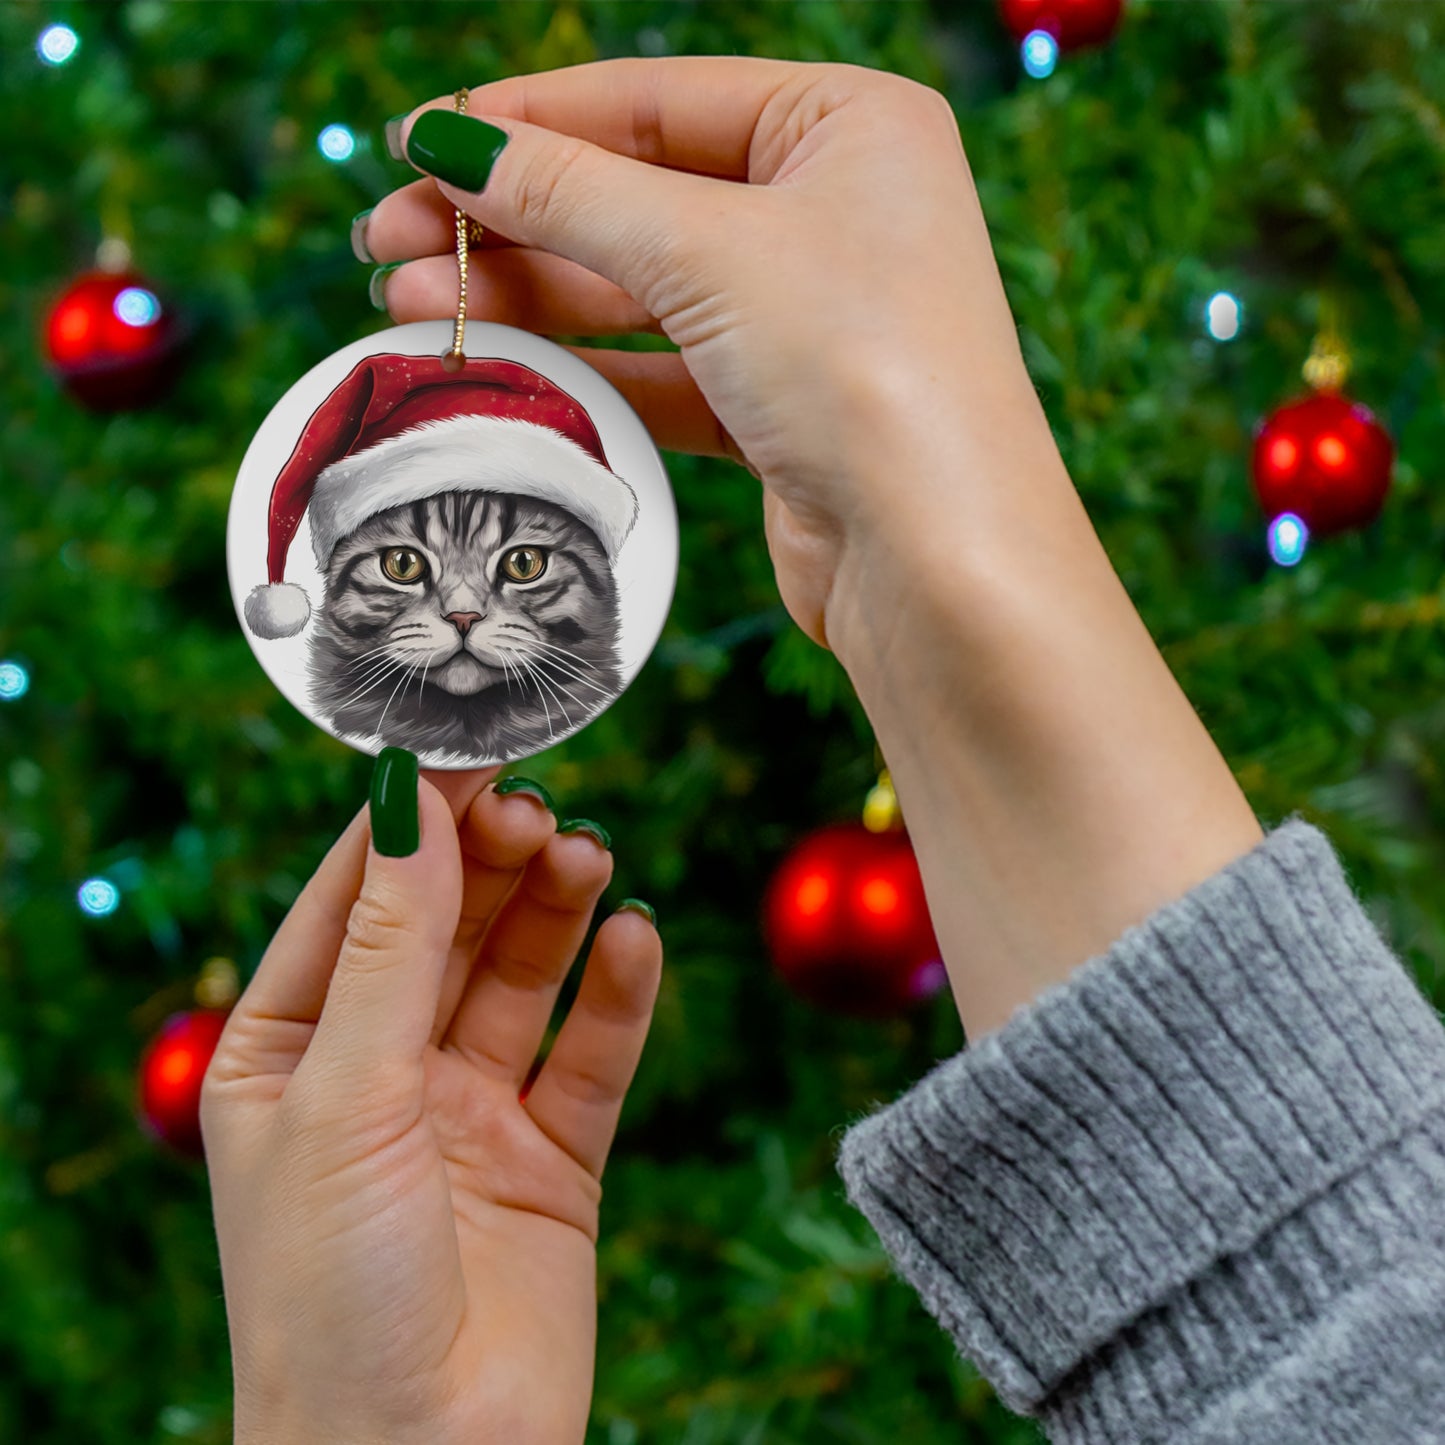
left=1267, top=512, right=1309, bottom=567
left=78, top=877, right=121, bottom=917
left=1205, top=291, right=1242, bottom=342
left=38, top=24, right=79, bottom=66
left=318, top=124, right=356, bottom=162
left=1022, top=30, right=1059, bottom=79
left=0, top=660, right=29, bottom=701
left=114, top=287, right=161, bottom=328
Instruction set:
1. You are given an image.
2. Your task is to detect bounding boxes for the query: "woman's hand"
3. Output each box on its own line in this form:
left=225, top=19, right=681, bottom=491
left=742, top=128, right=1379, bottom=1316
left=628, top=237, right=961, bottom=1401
left=202, top=762, right=661, bottom=1445
left=363, top=58, right=1262, bottom=1042
left=363, top=56, right=1049, bottom=655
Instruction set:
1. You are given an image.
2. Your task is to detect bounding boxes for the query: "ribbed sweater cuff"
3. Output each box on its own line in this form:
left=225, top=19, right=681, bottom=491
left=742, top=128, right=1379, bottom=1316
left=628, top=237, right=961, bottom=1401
left=836, top=818, right=1445, bottom=1431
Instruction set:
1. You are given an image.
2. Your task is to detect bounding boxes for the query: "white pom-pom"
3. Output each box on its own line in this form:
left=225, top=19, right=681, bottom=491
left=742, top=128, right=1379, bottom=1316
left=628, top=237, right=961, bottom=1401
left=244, top=582, right=310, bottom=640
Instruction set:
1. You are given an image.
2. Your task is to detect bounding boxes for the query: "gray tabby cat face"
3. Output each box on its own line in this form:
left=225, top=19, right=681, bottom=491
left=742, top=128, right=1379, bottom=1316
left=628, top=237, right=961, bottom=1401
left=307, top=490, right=623, bottom=760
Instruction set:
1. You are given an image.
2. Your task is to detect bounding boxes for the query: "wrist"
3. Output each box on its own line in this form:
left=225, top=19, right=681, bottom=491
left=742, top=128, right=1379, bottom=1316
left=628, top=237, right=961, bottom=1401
left=822, top=409, right=1262, bottom=1039
left=823, top=369, right=1077, bottom=681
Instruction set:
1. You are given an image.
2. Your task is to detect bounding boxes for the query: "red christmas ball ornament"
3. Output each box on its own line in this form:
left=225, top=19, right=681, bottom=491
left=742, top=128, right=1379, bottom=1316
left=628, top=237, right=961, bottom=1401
left=1251, top=391, right=1394, bottom=537
left=764, top=822, right=945, bottom=1017
left=998, top=0, right=1124, bottom=50
left=44, top=269, right=183, bottom=410
left=137, top=1009, right=230, bottom=1157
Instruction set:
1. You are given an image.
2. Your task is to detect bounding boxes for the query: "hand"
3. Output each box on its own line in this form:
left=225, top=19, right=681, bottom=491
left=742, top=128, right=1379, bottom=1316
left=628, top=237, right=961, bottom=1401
left=201, top=767, right=662, bottom=1445
left=362, top=59, right=1262, bottom=1039
left=362, top=57, right=1049, bottom=654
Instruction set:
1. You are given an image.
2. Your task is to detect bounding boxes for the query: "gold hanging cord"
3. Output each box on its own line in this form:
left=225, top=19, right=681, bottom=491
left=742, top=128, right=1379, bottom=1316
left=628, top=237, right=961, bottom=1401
left=1302, top=293, right=1350, bottom=393
left=442, top=88, right=485, bottom=371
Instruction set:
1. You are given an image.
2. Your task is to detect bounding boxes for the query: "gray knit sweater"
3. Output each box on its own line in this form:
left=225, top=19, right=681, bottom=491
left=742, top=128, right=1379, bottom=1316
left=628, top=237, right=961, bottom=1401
left=836, top=819, right=1445, bottom=1443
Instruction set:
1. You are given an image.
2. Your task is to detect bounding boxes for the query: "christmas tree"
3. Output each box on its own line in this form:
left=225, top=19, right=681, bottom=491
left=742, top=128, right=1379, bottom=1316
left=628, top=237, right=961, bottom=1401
left=3, top=3, right=1443, bottom=1442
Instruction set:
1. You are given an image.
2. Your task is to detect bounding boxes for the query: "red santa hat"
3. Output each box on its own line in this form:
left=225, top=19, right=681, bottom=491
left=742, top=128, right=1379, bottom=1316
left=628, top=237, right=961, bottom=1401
left=243, top=353, right=639, bottom=640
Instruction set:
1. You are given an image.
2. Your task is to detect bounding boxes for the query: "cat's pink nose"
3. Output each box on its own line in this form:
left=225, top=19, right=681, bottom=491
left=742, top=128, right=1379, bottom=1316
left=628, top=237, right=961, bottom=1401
left=444, top=611, right=483, bottom=636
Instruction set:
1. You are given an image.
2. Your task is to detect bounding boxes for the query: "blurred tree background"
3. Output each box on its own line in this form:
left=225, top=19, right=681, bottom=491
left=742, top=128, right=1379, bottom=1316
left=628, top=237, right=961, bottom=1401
left=2, top=1, right=1444, bottom=1442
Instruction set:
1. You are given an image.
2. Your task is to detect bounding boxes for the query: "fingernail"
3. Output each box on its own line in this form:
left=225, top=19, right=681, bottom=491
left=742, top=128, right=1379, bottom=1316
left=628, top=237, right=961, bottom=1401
left=370, top=747, right=420, bottom=857
left=384, top=113, right=409, bottom=161
left=350, top=208, right=375, bottom=264
left=368, top=261, right=404, bottom=311
left=405, top=110, right=510, bottom=192
left=617, top=898, right=656, bottom=926
left=494, top=775, right=555, bottom=812
left=558, top=818, right=612, bottom=851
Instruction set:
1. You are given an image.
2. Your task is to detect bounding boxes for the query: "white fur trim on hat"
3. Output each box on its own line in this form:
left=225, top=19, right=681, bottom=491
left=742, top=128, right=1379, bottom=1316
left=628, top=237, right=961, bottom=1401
left=244, top=581, right=311, bottom=640
left=306, top=416, right=639, bottom=567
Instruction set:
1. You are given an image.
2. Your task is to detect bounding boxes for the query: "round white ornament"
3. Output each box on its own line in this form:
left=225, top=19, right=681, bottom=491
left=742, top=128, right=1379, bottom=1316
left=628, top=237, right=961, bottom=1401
left=226, top=320, right=677, bottom=769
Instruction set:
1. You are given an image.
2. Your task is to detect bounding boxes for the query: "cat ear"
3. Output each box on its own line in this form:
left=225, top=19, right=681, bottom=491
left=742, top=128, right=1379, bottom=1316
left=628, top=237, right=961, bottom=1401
left=244, top=581, right=311, bottom=640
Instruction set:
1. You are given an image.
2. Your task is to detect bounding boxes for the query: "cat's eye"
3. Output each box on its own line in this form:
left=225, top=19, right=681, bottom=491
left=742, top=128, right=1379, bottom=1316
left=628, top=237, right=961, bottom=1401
left=500, top=546, right=548, bottom=584
left=381, top=547, right=427, bottom=584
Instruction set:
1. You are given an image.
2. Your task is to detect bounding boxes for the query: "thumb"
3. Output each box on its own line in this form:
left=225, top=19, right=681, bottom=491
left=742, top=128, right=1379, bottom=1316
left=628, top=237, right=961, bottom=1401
left=304, top=750, right=463, bottom=1088
left=398, top=106, right=740, bottom=316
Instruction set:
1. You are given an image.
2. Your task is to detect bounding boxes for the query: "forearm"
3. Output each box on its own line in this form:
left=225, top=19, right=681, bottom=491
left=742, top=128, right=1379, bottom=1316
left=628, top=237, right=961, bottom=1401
left=826, top=377, right=1262, bottom=1040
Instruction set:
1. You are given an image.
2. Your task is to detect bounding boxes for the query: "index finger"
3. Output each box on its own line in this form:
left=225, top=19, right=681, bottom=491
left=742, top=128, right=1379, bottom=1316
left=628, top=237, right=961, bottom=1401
left=414, top=55, right=807, bottom=181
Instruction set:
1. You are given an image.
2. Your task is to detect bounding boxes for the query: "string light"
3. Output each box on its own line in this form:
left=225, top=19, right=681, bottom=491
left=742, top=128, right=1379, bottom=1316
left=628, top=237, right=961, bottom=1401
left=1267, top=512, right=1309, bottom=568
left=317, top=124, right=356, bottom=162
left=77, top=878, right=121, bottom=917
left=1205, top=291, right=1243, bottom=341
left=113, top=287, right=162, bottom=328
left=0, top=660, right=29, bottom=701
left=910, top=959, right=948, bottom=1000
left=1021, top=30, right=1060, bottom=78
left=37, top=24, right=79, bottom=66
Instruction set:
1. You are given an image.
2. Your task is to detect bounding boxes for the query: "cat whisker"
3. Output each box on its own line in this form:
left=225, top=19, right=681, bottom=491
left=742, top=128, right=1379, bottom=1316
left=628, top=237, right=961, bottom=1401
left=518, top=654, right=582, bottom=728
left=527, top=655, right=603, bottom=711
left=495, top=648, right=520, bottom=700
left=375, top=656, right=425, bottom=741
left=508, top=633, right=594, bottom=666
left=501, top=646, right=569, bottom=739
left=520, top=652, right=609, bottom=702
left=494, top=628, right=603, bottom=678
left=413, top=644, right=446, bottom=714
left=497, top=647, right=550, bottom=731
left=519, top=641, right=609, bottom=694
left=339, top=643, right=409, bottom=674
left=332, top=657, right=409, bottom=711
left=333, top=641, right=427, bottom=693
left=343, top=648, right=409, bottom=679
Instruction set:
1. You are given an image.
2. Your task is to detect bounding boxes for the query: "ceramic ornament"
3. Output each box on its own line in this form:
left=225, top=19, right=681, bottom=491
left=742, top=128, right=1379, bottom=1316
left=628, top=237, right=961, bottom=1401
left=227, top=320, right=677, bottom=768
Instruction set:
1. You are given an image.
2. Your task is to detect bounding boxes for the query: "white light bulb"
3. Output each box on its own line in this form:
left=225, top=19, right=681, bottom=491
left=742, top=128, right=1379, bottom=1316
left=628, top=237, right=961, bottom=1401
left=114, top=287, right=161, bottom=327
left=1022, top=30, right=1059, bottom=80
left=78, top=878, right=121, bottom=917
left=318, top=124, right=357, bottom=162
left=1205, top=291, right=1242, bottom=342
left=1267, top=512, right=1309, bottom=567
left=0, top=660, right=29, bottom=701
left=38, top=24, right=79, bottom=66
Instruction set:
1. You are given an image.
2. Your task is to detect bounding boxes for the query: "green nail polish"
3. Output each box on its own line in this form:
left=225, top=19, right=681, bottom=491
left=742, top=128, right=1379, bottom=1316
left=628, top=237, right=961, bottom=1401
left=558, top=818, right=612, bottom=851
left=350, top=208, right=375, bottom=264
left=384, top=113, right=409, bottom=161
left=368, top=261, right=403, bottom=311
left=494, top=775, right=555, bottom=812
left=617, top=898, right=656, bottom=926
left=370, top=747, right=419, bottom=857
left=405, top=110, right=510, bottom=192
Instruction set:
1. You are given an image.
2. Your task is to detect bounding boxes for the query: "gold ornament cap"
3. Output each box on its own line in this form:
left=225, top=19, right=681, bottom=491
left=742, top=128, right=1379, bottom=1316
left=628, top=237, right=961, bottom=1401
left=1303, top=297, right=1350, bottom=392
left=194, top=956, right=240, bottom=1010
left=863, top=768, right=902, bottom=833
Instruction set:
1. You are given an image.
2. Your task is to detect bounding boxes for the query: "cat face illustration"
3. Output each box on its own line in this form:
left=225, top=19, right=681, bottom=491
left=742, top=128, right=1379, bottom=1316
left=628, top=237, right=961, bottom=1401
left=307, top=490, right=623, bottom=761
left=234, top=349, right=662, bottom=766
